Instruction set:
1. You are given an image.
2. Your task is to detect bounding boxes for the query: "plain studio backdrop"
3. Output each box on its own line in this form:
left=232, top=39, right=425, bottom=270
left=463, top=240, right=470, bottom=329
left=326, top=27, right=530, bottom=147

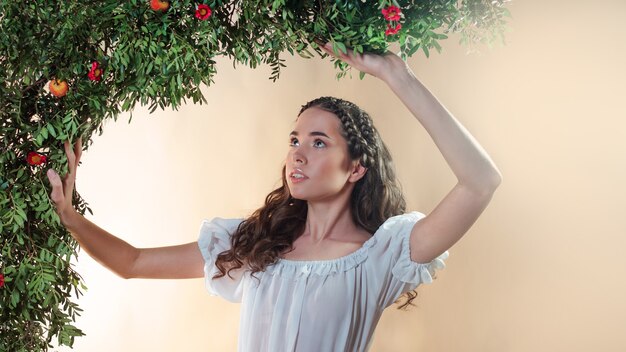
left=53, top=0, right=626, bottom=351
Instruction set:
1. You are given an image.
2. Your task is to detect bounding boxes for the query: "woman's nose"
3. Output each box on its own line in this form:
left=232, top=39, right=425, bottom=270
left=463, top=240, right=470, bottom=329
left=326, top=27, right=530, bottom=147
left=293, top=151, right=306, bottom=164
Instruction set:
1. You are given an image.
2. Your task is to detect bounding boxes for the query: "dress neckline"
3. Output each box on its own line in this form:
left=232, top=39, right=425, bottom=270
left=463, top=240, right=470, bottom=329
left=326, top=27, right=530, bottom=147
left=263, top=212, right=423, bottom=277
left=277, top=229, right=379, bottom=266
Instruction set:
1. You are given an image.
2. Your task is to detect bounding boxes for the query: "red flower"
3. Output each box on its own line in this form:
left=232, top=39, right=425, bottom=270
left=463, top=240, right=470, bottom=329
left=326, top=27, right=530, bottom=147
left=0, top=274, right=4, bottom=288
left=26, top=152, right=47, bottom=166
left=195, top=4, right=212, bottom=20
left=385, top=23, right=402, bottom=36
left=381, top=5, right=401, bottom=21
left=88, top=62, right=103, bottom=82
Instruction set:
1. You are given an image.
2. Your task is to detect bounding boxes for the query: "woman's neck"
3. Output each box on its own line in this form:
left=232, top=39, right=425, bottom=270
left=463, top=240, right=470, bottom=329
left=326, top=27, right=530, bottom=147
left=303, top=201, right=359, bottom=243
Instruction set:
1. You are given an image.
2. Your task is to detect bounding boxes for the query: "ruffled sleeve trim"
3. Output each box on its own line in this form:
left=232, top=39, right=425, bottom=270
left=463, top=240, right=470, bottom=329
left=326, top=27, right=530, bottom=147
left=390, top=218, right=449, bottom=285
left=197, top=217, right=245, bottom=301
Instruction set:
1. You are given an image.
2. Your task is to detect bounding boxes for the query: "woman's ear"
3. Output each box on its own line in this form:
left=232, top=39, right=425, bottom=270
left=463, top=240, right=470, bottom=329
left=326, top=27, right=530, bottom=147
left=348, top=160, right=367, bottom=183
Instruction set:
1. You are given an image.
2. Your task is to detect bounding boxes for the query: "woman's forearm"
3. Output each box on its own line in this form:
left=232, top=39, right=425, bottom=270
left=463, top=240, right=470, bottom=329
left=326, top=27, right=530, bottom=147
left=383, top=66, right=502, bottom=192
left=62, top=211, right=139, bottom=279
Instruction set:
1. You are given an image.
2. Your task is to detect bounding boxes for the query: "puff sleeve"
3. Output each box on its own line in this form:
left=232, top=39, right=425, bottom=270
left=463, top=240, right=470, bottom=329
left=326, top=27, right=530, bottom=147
left=373, top=212, right=449, bottom=308
left=197, top=217, right=246, bottom=303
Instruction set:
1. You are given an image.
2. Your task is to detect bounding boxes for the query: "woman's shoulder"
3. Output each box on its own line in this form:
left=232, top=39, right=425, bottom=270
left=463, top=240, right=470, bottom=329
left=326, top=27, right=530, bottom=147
left=377, top=211, right=425, bottom=233
left=201, top=216, right=245, bottom=232
left=198, top=217, right=245, bottom=250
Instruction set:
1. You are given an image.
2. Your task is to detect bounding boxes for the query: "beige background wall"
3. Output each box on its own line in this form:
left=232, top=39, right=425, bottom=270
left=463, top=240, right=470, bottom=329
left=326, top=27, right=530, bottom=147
left=55, top=0, right=626, bottom=351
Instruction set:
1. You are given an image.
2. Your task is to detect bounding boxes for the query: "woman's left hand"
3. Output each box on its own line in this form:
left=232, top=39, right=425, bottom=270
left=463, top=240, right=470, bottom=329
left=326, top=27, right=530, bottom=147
left=315, top=40, right=407, bottom=81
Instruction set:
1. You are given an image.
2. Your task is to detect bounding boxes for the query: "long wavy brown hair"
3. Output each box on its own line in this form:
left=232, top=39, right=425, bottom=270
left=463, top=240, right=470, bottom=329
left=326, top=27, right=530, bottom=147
left=213, top=96, right=421, bottom=310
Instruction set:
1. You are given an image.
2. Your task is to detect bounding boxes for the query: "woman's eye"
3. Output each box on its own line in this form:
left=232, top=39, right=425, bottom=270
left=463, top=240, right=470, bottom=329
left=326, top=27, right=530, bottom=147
left=313, top=140, right=326, bottom=148
left=289, top=138, right=325, bottom=148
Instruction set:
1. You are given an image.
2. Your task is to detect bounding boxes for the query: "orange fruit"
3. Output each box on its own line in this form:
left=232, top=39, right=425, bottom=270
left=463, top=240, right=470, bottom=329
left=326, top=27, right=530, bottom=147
left=150, top=0, right=170, bottom=11
left=49, top=79, right=68, bottom=98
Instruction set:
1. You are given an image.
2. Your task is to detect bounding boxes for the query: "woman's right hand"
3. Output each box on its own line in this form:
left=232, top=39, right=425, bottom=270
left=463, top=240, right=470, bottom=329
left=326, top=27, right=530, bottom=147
left=46, top=137, right=82, bottom=226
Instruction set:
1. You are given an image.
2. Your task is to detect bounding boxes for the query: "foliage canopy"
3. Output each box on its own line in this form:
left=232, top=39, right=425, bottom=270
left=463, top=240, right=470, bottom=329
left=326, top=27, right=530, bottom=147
left=0, top=0, right=511, bottom=350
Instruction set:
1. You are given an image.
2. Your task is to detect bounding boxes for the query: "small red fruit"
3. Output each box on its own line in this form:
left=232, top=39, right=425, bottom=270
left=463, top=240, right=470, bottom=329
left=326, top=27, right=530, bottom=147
left=150, top=0, right=170, bottom=11
left=49, top=79, right=68, bottom=98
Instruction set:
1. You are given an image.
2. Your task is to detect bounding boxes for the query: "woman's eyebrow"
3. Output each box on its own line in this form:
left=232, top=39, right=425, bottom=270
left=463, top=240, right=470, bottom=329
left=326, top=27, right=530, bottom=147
left=289, top=131, right=332, bottom=139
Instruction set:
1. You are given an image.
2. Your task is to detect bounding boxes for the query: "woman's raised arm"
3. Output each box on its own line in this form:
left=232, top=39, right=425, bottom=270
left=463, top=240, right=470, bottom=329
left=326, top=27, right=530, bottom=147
left=318, top=43, right=502, bottom=263
left=46, top=138, right=205, bottom=279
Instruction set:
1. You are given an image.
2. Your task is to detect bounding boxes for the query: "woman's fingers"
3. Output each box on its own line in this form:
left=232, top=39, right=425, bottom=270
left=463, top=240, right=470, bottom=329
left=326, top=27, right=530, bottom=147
left=63, top=172, right=74, bottom=203
left=325, top=43, right=349, bottom=58
left=47, top=138, right=82, bottom=212
left=75, top=137, right=82, bottom=167
left=65, top=139, right=79, bottom=201
left=62, top=137, right=82, bottom=180
left=316, top=41, right=343, bottom=57
left=64, top=139, right=76, bottom=176
left=45, top=137, right=83, bottom=221
left=316, top=41, right=364, bottom=71
left=46, top=169, right=64, bottom=208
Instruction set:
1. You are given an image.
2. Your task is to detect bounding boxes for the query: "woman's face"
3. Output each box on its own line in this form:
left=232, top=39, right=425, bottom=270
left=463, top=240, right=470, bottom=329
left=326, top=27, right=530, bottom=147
left=285, top=107, right=363, bottom=202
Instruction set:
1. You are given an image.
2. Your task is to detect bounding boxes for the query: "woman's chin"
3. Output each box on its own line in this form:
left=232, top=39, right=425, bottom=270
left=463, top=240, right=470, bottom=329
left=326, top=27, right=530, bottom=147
left=290, top=193, right=307, bottom=201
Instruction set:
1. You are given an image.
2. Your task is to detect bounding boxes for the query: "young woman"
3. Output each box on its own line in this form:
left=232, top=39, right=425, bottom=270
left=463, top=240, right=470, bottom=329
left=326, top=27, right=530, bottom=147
left=46, top=42, right=502, bottom=351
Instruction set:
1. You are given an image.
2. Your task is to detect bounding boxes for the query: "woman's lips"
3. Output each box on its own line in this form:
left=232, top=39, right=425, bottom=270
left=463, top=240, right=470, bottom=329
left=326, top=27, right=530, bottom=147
left=289, top=169, right=308, bottom=183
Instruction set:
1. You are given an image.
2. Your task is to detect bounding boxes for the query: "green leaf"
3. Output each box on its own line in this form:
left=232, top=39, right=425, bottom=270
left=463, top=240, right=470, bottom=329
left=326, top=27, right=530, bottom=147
left=47, top=124, right=57, bottom=138
left=15, top=206, right=27, bottom=220
left=11, top=290, right=20, bottom=307
left=335, top=41, right=347, bottom=55
left=432, top=40, right=442, bottom=53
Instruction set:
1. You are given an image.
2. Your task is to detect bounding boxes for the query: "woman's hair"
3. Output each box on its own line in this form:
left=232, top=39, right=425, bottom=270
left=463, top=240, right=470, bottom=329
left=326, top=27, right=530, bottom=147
left=214, top=96, right=419, bottom=310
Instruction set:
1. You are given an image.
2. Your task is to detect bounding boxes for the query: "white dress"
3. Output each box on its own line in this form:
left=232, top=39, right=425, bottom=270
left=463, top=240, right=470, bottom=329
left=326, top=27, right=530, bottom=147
left=197, top=211, right=449, bottom=352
